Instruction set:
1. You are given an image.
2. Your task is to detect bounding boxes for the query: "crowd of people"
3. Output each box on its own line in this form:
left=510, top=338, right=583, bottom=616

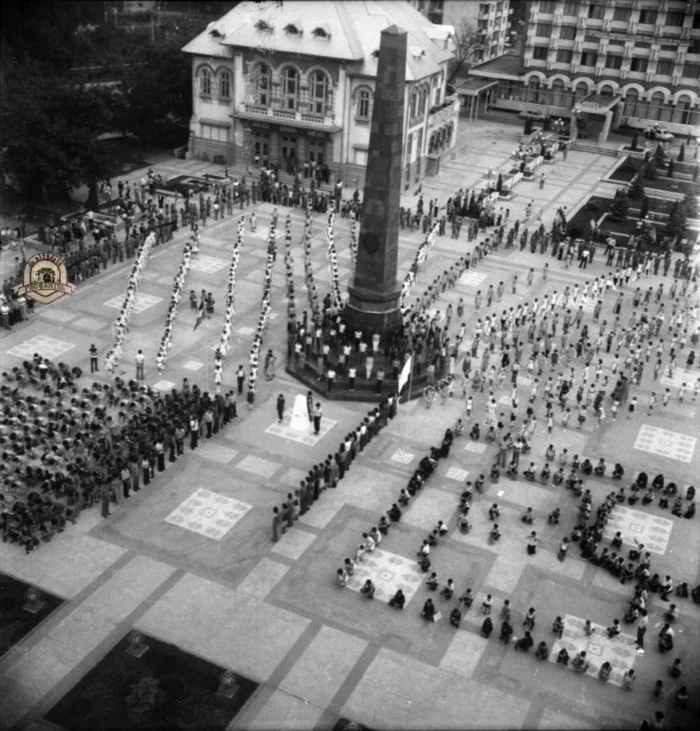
left=0, top=357, right=237, bottom=552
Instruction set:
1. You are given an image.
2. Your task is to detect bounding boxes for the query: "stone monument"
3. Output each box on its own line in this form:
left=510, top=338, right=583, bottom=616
left=345, top=24, right=407, bottom=332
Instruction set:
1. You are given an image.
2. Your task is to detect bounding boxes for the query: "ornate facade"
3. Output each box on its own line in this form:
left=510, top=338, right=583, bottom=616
left=182, top=0, right=460, bottom=189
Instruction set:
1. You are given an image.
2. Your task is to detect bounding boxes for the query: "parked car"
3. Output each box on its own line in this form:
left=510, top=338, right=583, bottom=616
left=643, top=125, right=674, bottom=142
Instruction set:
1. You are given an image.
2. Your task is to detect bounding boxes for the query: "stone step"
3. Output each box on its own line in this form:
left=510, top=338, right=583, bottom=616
left=570, top=141, right=619, bottom=158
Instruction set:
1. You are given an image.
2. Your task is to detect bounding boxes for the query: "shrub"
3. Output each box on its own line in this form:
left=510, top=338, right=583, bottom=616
left=654, top=143, right=665, bottom=164
left=682, top=190, right=698, bottom=218
left=667, top=160, right=675, bottom=178
left=631, top=129, right=638, bottom=151
left=628, top=174, right=645, bottom=200
left=678, top=144, right=685, bottom=163
left=640, top=196, right=649, bottom=219
left=643, top=162, right=658, bottom=181
left=610, top=189, right=629, bottom=220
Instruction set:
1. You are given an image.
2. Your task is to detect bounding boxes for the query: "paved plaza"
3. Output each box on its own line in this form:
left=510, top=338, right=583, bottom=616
left=0, top=115, right=699, bottom=730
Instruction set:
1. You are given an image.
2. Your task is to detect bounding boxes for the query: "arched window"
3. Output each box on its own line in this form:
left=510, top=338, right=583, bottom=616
left=200, top=68, right=212, bottom=97
left=599, top=85, right=614, bottom=98
left=357, top=89, right=371, bottom=119
left=281, top=67, right=298, bottom=110
left=551, top=79, right=565, bottom=107
left=527, top=78, right=541, bottom=104
left=254, top=63, right=270, bottom=105
left=623, top=89, right=639, bottom=117
left=648, top=91, right=666, bottom=121
left=574, top=82, right=588, bottom=103
left=219, top=71, right=231, bottom=99
left=419, top=88, right=428, bottom=115
left=310, top=70, right=328, bottom=114
left=410, top=90, right=419, bottom=120
left=672, top=95, right=693, bottom=124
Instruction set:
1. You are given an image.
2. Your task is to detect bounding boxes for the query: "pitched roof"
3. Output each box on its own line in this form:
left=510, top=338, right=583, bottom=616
left=182, top=0, right=454, bottom=81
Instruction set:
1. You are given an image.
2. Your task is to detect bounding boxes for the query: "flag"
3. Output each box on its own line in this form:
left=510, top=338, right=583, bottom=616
left=193, top=301, right=204, bottom=331
left=398, top=356, right=412, bottom=392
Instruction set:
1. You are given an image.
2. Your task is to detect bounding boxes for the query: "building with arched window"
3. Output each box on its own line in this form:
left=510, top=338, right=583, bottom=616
left=182, top=0, right=459, bottom=187
left=466, top=0, right=700, bottom=143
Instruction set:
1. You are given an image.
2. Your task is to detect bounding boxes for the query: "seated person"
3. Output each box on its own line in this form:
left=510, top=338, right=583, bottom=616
left=642, top=488, right=654, bottom=505
left=659, top=494, right=669, bottom=509
left=418, top=454, right=437, bottom=477
left=360, top=579, right=375, bottom=599
left=421, top=598, right=436, bottom=621
left=652, top=473, right=665, bottom=491
left=671, top=497, right=683, bottom=516
left=559, top=449, right=569, bottom=466
left=611, top=531, right=623, bottom=550
left=480, top=616, right=494, bottom=638
left=454, top=418, right=464, bottom=437
left=623, top=605, right=639, bottom=624
left=669, top=658, right=682, bottom=678
left=547, top=508, right=560, bottom=525
left=506, top=460, right=518, bottom=477
left=521, top=507, right=534, bottom=524
left=485, top=425, right=496, bottom=442
left=490, top=463, right=500, bottom=481
left=556, top=648, right=570, bottom=665
left=628, top=489, right=640, bottom=506
left=648, top=573, right=662, bottom=593
left=488, top=503, right=501, bottom=520
left=571, top=526, right=583, bottom=542
left=459, top=588, right=475, bottom=608
left=523, top=463, right=536, bottom=481
left=460, top=486, right=473, bottom=507
left=388, top=589, right=405, bottom=609
left=552, top=467, right=564, bottom=485
left=612, top=462, right=624, bottom=479
left=514, top=631, right=534, bottom=652
left=606, top=619, right=621, bottom=638
left=474, top=474, right=485, bottom=493
left=388, top=503, right=402, bottom=522
left=469, top=422, right=481, bottom=440
left=598, top=661, right=612, bottom=681
left=552, top=616, right=565, bottom=637
left=540, top=462, right=551, bottom=481
left=369, top=526, right=382, bottom=547
left=535, top=641, right=549, bottom=660
left=344, top=558, right=355, bottom=576
left=457, top=510, right=471, bottom=534
left=620, top=562, right=635, bottom=584
left=571, top=454, right=580, bottom=471
left=418, top=555, right=431, bottom=573
left=636, top=471, right=648, bottom=490
left=425, top=572, right=439, bottom=591
left=663, top=604, right=678, bottom=623
left=664, top=481, right=678, bottom=497
left=622, top=669, right=636, bottom=690
left=489, top=523, right=502, bottom=542
left=675, top=582, right=689, bottom=599
left=675, top=686, right=689, bottom=710
left=583, top=619, right=595, bottom=637
left=436, top=520, right=449, bottom=537
left=686, top=485, right=696, bottom=501
left=545, top=444, right=556, bottom=462
left=628, top=540, right=644, bottom=561
left=440, top=578, right=455, bottom=600
left=572, top=479, right=584, bottom=497
left=427, top=530, right=439, bottom=547
left=615, top=487, right=626, bottom=503
left=449, top=607, right=462, bottom=628
left=408, top=472, right=424, bottom=495
left=685, top=502, right=696, bottom=519
left=398, top=488, right=411, bottom=507
left=658, top=624, right=674, bottom=652
left=572, top=651, right=589, bottom=673
left=580, top=457, right=593, bottom=475
left=594, top=458, right=606, bottom=477
left=500, top=620, right=513, bottom=643
left=336, top=568, right=348, bottom=588
left=378, top=516, right=391, bottom=535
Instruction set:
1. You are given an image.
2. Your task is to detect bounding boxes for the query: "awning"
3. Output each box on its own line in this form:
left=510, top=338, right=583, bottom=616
left=198, top=117, right=232, bottom=128
left=452, top=78, right=498, bottom=96
left=231, top=111, right=341, bottom=134
left=576, top=93, right=623, bottom=114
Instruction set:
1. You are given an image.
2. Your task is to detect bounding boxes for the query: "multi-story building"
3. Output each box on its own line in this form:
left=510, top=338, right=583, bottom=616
left=410, top=0, right=511, bottom=64
left=468, top=0, right=700, bottom=142
left=181, top=0, right=459, bottom=189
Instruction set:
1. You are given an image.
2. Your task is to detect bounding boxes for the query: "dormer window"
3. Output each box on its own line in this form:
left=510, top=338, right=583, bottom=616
left=255, top=19, right=273, bottom=33
left=312, top=26, right=330, bottom=39
left=284, top=23, right=302, bottom=36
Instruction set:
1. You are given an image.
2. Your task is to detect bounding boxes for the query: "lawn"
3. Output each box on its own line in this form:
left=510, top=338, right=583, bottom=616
left=0, top=574, right=63, bottom=659
left=46, top=632, right=258, bottom=730
left=608, top=155, right=700, bottom=197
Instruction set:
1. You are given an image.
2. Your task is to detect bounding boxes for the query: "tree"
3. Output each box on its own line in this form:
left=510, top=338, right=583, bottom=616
left=678, top=143, right=685, bottom=162
left=654, top=143, right=665, bottom=165
left=628, top=174, right=645, bottom=200
left=447, top=19, right=481, bottom=83
left=643, top=161, right=658, bottom=181
left=610, top=188, right=629, bottom=221
left=667, top=159, right=675, bottom=178
left=640, top=196, right=649, bottom=219
left=631, top=129, right=638, bottom=151
left=665, top=200, right=687, bottom=242
left=524, top=117, right=534, bottom=135
left=496, top=173, right=503, bottom=194
left=682, top=190, right=698, bottom=219
left=0, top=58, right=114, bottom=205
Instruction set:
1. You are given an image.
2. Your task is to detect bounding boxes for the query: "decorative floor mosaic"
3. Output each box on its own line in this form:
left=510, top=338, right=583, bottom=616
left=237, top=326, right=255, bottom=336
left=194, top=443, right=239, bottom=465
left=152, top=380, right=176, bottom=392
left=633, top=425, right=696, bottom=463
left=446, top=466, right=469, bottom=481
left=602, top=505, right=673, bottom=555
left=464, top=441, right=487, bottom=454
left=265, top=418, right=337, bottom=446
left=164, top=488, right=251, bottom=540
left=346, top=548, right=423, bottom=604
left=103, top=293, right=162, bottom=314
left=236, top=454, right=281, bottom=479
left=549, top=615, right=636, bottom=687
left=458, top=272, right=488, bottom=287
left=660, top=369, right=695, bottom=389
left=391, top=448, right=415, bottom=465
left=182, top=360, right=205, bottom=371
left=7, top=335, right=75, bottom=360
left=188, top=255, right=229, bottom=273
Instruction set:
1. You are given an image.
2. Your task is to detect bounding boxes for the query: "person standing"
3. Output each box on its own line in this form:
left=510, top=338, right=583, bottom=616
left=348, top=366, right=357, bottom=392
left=272, top=506, right=281, bottom=542
left=327, top=367, right=336, bottom=394
left=236, top=365, right=245, bottom=395
left=189, top=414, right=199, bottom=450
left=276, top=393, right=285, bottom=423
left=306, top=390, right=314, bottom=426
left=135, top=349, right=145, bottom=380
left=89, top=344, right=99, bottom=373
left=636, top=609, right=648, bottom=655
left=313, top=402, right=323, bottom=435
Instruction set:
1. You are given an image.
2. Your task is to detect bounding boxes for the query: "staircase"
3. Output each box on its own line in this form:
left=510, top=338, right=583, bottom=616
left=570, top=140, right=619, bottom=157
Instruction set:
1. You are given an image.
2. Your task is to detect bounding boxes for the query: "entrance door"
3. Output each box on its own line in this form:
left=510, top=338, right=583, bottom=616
left=281, top=135, right=297, bottom=161
left=308, top=138, right=326, bottom=167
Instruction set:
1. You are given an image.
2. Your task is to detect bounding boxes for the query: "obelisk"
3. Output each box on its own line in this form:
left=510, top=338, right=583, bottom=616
left=345, top=24, right=407, bottom=332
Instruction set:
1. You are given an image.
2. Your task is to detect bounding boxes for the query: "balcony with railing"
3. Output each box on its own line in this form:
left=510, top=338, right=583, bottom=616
left=427, top=94, right=460, bottom=129
left=238, top=101, right=338, bottom=128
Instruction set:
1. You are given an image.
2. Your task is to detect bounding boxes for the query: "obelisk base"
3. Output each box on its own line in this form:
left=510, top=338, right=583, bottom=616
left=345, top=284, right=402, bottom=332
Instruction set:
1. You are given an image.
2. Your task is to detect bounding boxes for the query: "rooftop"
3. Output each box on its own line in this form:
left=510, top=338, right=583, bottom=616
left=469, top=53, right=524, bottom=80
